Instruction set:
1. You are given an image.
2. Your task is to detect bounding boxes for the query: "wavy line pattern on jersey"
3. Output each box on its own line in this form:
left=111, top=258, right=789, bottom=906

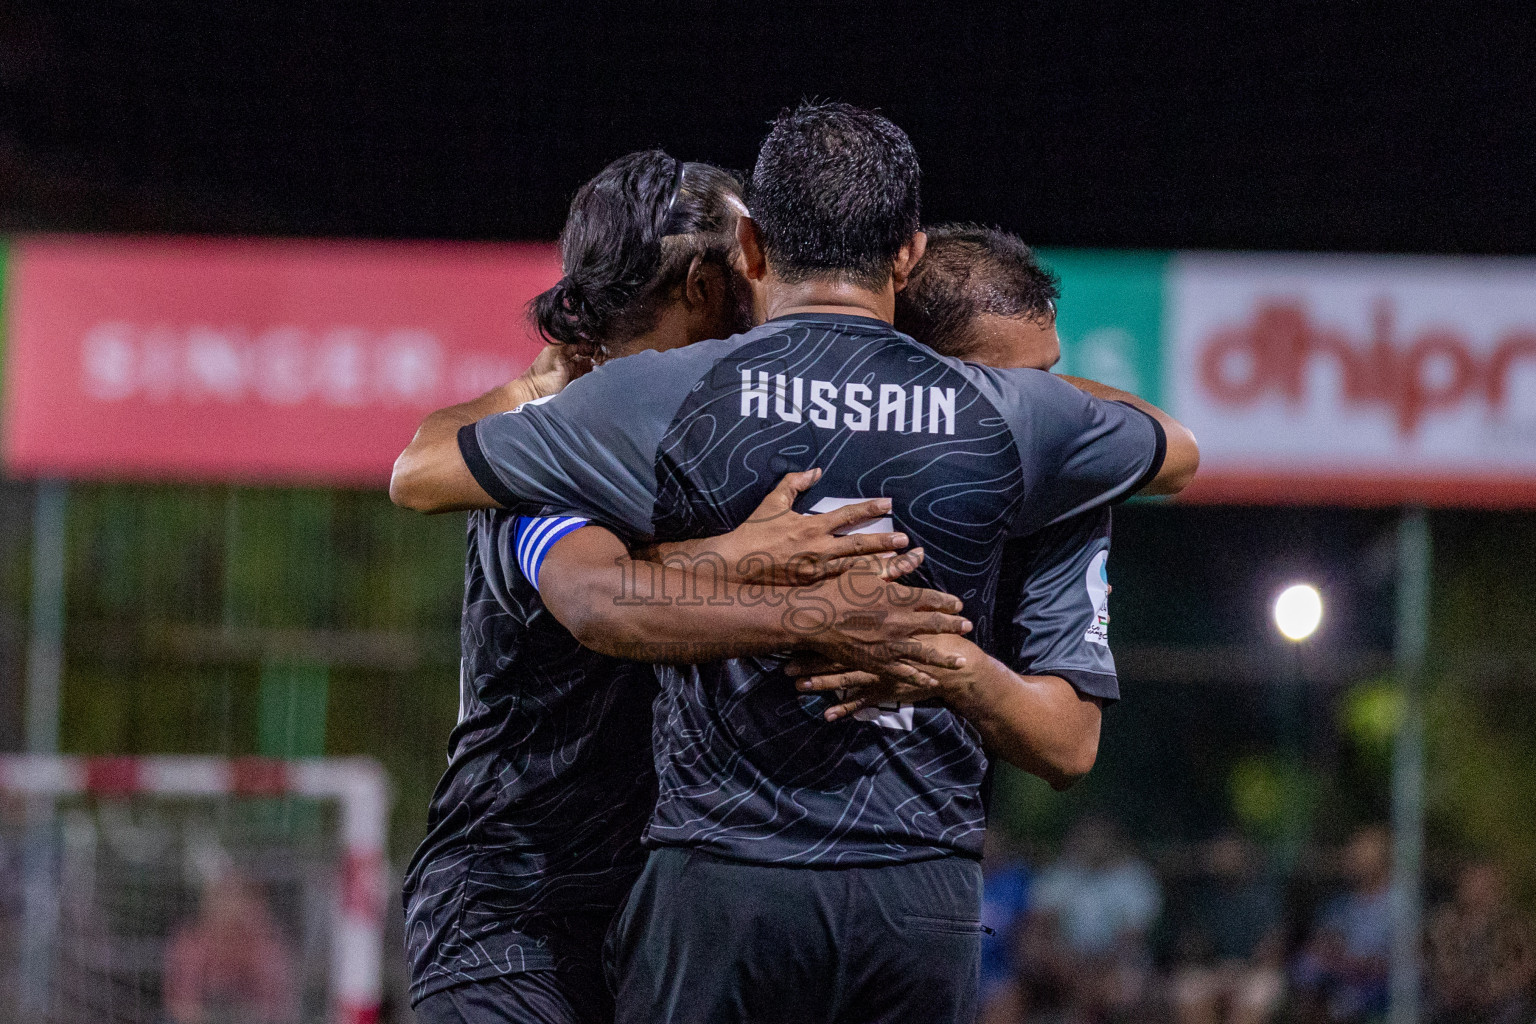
left=401, top=510, right=657, bottom=1003
left=645, top=321, right=1024, bottom=866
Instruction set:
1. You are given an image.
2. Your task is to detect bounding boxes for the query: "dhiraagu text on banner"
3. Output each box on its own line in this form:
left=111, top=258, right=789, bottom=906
left=1166, top=252, right=1536, bottom=505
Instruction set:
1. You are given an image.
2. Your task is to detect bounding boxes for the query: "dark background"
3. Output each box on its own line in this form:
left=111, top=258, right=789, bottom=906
left=2, top=1, right=1533, bottom=252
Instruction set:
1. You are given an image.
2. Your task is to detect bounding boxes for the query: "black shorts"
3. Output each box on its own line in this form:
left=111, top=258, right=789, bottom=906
left=606, top=846, right=983, bottom=1024
left=413, top=964, right=612, bottom=1024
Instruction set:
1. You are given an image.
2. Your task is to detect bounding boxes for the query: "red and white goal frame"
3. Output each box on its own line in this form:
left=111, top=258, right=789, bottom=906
left=0, top=754, right=391, bottom=1024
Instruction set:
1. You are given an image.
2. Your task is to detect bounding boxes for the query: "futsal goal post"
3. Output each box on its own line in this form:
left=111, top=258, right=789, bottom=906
left=0, top=754, right=390, bottom=1024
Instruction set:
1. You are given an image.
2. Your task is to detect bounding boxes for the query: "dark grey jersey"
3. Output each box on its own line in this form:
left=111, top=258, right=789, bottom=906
left=461, top=313, right=1161, bottom=865
left=994, top=506, right=1119, bottom=700
left=400, top=511, right=656, bottom=1004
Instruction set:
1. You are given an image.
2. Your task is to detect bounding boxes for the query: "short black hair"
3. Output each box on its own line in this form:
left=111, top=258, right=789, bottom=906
left=895, top=224, right=1060, bottom=357
left=531, top=150, right=744, bottom=357
left=748, top=101, right=921, bottom=290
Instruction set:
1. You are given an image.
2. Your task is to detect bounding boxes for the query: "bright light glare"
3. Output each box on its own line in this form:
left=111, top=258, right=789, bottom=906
left=1274, top=584, right=1323, bottom=641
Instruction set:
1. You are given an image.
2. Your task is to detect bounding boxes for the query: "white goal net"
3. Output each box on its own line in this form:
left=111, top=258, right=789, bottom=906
left=0, top=756, right=389, bottom=1024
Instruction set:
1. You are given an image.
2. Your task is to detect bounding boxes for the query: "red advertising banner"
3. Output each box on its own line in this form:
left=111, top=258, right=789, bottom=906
left=1167, top=254, right=1536, bottom=508
left=3, top=236, right=562, bottom=485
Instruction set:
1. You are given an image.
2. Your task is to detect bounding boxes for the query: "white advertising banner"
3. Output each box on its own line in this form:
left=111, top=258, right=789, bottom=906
left=1168, top=253, right=1536, bottom=505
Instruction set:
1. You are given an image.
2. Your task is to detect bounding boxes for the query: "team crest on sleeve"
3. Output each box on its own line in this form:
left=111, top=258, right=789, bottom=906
left=1085, top=549, right=1110, bottom=646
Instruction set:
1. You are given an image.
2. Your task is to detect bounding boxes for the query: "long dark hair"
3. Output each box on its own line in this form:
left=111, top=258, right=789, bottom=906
left=531, top=150, right=745, bottom=358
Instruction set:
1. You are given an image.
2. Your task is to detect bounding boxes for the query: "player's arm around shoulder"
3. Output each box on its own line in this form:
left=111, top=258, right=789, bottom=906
left=974, top=364, right=1199, bottom=517
left=1055, top=374, right=1199, bottom=496
left=393, top=343, right=690, bottom=530
left=390, top=344, right=580, bottom=513
left=532, top=511, right=977, bottom=688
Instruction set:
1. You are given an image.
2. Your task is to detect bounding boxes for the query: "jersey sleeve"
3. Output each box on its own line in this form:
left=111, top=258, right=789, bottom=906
left=981, top=368, right=1165, bottom=538
left=992, top=506, right=1120, bottom=701
left=457, top=346, right=709, bottom=542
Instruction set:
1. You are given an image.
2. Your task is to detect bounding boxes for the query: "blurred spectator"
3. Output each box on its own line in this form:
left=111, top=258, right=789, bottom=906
left=1425, top=860, right=1536, bottom=1024
left=980, top=830, right=1035, bottom=1023
left=1023, top=816, right=1163, bottom=1023
left=1170, top=832, right=1285, bottom=1024
left=1292, top=826, right=1393, bottom=1024
left=163, top=872, right=298, bottom=1024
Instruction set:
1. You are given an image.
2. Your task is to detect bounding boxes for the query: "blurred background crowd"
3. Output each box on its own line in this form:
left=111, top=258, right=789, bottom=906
left=978, top=819, right=1535, bottom=1024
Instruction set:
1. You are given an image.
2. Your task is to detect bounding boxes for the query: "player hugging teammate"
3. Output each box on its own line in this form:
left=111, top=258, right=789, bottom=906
left=392, top=103, right=1198, bottom=1024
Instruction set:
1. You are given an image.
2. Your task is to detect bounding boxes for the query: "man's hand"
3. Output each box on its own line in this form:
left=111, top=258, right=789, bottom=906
left=788, top=632, right=980, bottom=720
left=540, top=523, right=971, bottom=688
left=792, top=573, right=973, bottom=689
left=636, top=469, right=919, bottom=585
left=789, top=632, right=1104, bottom=790
left=523, top=341, right=593, bottom=399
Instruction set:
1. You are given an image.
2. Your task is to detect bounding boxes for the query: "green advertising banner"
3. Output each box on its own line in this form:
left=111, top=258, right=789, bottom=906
left=1039, top=248, right=1168, bottom=407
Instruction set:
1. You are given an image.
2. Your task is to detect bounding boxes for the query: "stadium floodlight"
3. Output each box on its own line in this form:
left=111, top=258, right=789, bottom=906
left=1273, top=583, right=1323, bottom=642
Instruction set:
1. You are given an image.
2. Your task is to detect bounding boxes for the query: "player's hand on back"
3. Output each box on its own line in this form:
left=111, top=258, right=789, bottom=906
left=799, top=668, right=926, bottom=722
left=636, top=469, right=918, bottom=586
left=790, top=575, right=974, bottom=690
left=787, top=632, right=983, bottom=721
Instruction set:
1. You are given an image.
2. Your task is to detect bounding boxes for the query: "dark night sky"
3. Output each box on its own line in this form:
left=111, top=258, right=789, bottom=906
left=1, top=2, right=1532, bottom=252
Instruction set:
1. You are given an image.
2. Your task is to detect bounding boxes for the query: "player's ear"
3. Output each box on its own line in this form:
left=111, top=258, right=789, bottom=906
left=890, top=231, right=928, bottom=294
left=683, top=254, right=719, bottom=310
left=736, top=216, right=769, bottom=281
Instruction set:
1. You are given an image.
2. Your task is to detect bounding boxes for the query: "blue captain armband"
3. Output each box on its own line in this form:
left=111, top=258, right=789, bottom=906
left=513, top=515, right=591, bottom=591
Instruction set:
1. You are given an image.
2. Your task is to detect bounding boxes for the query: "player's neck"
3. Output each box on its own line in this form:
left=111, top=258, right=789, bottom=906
left=759, top=274, right=895, bottom=325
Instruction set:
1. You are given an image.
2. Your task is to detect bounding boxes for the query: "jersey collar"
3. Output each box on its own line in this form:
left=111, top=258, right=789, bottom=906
left=764, top=311, right=894, bottom=329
